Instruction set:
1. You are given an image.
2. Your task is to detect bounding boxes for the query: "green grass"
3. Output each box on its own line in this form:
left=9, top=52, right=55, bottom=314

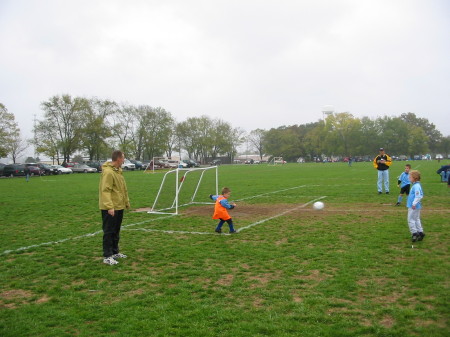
left=0, top=161, right=449, bottom=336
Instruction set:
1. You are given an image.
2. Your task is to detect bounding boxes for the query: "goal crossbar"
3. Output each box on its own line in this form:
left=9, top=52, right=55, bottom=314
left=148, top=166, right=219, bottom=215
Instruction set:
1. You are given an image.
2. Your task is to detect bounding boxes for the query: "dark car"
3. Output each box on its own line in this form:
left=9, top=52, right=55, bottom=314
left=209, top=159, right=221, bottom=166
left=26, top=165, right=44, bottom=176
left=0, top=163, right=5, bottom=176
left=61, top=162, right=78, bottom=168
left=85, top=161, right=103, bottom=172
left=3, top=164, right=26, bottom=177
left=25, top=163, right=45, bottom=176
left=182, top=159, right=200, bottom=168
left=130, top=160, right=144, bottom=170
left=36, top=163, right=58, bottom=175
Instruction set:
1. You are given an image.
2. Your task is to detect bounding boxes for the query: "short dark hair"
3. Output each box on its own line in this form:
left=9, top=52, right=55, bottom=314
left=222, top=187, right=231, bottom=195
left=405, top=164, right=411, bottom=168
left=111, top=150, right=124, bottom=161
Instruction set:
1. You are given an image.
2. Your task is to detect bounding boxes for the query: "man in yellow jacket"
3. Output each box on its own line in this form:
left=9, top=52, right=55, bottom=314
left=373, top=148, right=392, bottom=195
left=99, top=150, right=130, bottom=265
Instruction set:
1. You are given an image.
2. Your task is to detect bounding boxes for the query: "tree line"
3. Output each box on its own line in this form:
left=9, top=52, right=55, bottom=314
left=1, top=95, right=449, bottom=164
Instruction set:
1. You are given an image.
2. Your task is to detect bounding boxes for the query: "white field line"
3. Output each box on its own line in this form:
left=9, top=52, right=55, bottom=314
left=1, top=185, right=319, bottom=255
left=236, top=196, right=326, bottom=232
left=125, top=196, right=327, bottom=236
left=235, top=185, right=309, bottom=201
left=0, top=215, right=175, bottom=256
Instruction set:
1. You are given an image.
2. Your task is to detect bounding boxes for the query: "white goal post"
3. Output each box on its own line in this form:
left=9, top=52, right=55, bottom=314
left=148, top=166, right=219, bottom=215
left=268, top=157, right=284, bottom=165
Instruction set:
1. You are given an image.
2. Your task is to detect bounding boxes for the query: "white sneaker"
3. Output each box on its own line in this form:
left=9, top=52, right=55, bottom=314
left=112, top=253, right=127, bottom=259
left=103, top=256, right=119, bottom=265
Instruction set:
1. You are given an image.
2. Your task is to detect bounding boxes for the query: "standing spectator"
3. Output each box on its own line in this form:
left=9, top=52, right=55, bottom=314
left=99, top=150, right=130, bottom=265
left=24, top=165, right=30, bottom=182
left=373, top=148, right=392, bottom=194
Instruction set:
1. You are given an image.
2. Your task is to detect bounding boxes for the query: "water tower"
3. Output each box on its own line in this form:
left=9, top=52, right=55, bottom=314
left=322, top=105, right=334, bottom=123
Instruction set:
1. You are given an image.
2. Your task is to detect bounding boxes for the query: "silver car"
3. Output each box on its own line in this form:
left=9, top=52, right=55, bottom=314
left=71, top=164, right=98, bottom=173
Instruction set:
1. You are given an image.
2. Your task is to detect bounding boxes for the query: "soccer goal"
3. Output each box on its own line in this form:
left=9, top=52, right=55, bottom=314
left=144, top=157, right=168, bottom=174
left=268, top=157, right=284, bottom=165
left=148, top=166, right=219, bottom=215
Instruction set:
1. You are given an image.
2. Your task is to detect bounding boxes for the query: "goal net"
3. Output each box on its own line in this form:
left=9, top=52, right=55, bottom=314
left=148, top=166, right=219, bottom=215
left=268, top=157, right=284, bottom=165
left=144, top=157, right=168, bottom=174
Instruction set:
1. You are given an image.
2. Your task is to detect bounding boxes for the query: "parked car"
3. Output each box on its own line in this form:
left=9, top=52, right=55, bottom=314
left=27, top=165, right=45, bottom=176
left=85, top=161, right=103, bottom=172
left=209, top=159, right=221, bottom=166
left=36, top=163, right=58, bottom=175
left=0, top=163, right=6, bottom=176
left=148, top=160, right=170, bottom=169
left=3, top=164, right=26, bottom=177
left=51, top=165, right=73, bottom=174
left=121, top=159, right=135, bottom=170
left=182, top=159, right=200, bottom=168
left=61, top=162, right=78, bottom=168
left=71, top=164, right=98, bottom=173
left=167, top=160, right=180, bottom=168
left=130, top=160, right=144, bottom=170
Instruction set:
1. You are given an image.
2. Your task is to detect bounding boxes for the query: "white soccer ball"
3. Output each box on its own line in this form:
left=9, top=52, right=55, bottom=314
left=313, top=201, right=325, bottom=210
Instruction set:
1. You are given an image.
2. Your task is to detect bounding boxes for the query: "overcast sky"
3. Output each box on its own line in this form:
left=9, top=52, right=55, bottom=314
left=1, top=0, right=449, bottom=155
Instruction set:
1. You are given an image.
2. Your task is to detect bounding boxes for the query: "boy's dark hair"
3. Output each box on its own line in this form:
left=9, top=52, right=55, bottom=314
left=112, top=150, right=124, bottom=161
left=405, top=164, right=411, bottom=168
left=222, top=187, right=231, bottom=194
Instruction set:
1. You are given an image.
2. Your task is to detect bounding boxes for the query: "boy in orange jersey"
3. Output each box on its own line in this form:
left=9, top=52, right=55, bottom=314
left=209, top=187, right=237, bottom=234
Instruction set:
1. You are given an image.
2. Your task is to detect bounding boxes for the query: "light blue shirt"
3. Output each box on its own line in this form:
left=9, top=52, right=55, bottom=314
left=398, top=172, right=410, bottom=188
left=406, top=182, right=423, bottom=209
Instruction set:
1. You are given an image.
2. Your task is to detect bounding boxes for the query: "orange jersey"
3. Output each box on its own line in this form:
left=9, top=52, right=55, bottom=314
left=212, top=195, right=232, bottom=220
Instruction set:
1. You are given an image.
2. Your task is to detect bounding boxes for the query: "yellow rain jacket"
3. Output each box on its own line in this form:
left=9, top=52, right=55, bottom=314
left=99, top=161, right=130, bottom=210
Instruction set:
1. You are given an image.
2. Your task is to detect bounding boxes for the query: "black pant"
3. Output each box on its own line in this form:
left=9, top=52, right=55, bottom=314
left=101, top=210, right=124, bottom=257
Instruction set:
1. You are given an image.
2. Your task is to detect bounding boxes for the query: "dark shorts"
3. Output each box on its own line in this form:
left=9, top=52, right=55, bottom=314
left=400, top=185, right=410, bottom=195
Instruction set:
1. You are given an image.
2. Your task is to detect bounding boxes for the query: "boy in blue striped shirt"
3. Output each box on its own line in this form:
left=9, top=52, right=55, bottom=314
left=395, top=164, right=411, bottom=206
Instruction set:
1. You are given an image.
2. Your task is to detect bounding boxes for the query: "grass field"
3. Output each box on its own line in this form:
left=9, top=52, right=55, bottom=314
left=1, top=161, right=449, bottom=337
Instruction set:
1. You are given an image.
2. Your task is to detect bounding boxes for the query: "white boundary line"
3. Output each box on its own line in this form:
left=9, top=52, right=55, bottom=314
left=124, top=196, right=327, bottom=236
left=0, top=215, right=175, bottom=256
left=1, top=185, right=320, bottom=255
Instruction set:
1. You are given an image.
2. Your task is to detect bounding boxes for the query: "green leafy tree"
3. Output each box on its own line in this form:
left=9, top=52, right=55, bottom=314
left=0, top=103, right=20, bottom=158
left=248, top=129, right=267, bottom=161
left=113, top=104, right=136, bottom=156
left=325, top=113, right=363, bottom=157
left=80, top=98, right=116, bottom=160
left=39, top=95, right=89, bottom=163
left=400, top=112, right=442, bottom=153
left=136, top=106, right=174, bottom=161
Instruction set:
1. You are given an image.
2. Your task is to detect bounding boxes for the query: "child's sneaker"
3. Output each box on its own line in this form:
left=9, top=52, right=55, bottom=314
left=417, top=232, right=425, bottom=241
left=103, top=256, right=119, bottom=265
left=112, top=253, right=127, bottom=259
left=215, top=229, right=222, bottom=233
left=395, top=202, right=401, bottom=206
left=411, top=233, right=419, bottom=242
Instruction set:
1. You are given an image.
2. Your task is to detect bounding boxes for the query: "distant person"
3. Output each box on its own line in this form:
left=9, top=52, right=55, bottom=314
left=436, top=164, right=450, bottom=184
left=99, top=150, right=130, bottom=265
left=373, top=148, right=392, bottom=194
left=209, top=187, right=237, bottom=234
left=395, top=164, right=411, bottom=206
left=24, top=165, right=30, bottom=182
left=348, top=156, right=352, bottom=167
left=407, top=170, right=425, bottom=242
